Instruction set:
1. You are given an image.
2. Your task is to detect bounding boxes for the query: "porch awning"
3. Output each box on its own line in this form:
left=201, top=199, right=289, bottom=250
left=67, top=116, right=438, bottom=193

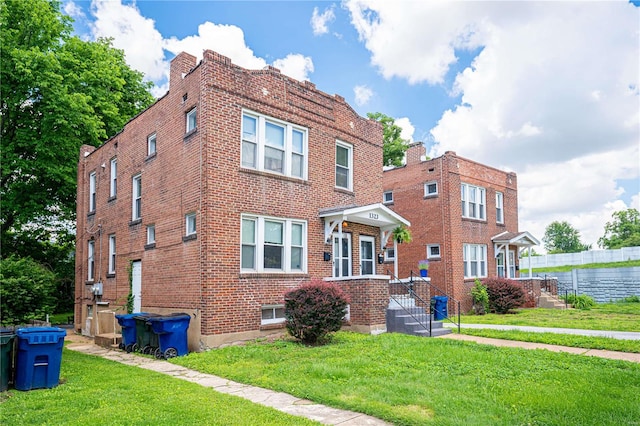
left=319, top=203, right=410, bottom=249
left=492, top=231, right=540, bottom=256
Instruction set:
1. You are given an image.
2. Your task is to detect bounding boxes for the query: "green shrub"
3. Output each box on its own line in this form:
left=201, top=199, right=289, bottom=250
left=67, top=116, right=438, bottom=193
left=564, top=293, right=596, bottom=310
left=620, top=295, right=640, bottom=303
left=483, top=277, right=526, bottom=314
left=284, top=280, right=349, bottom=345
left=470, top=279, right=489, bottom=315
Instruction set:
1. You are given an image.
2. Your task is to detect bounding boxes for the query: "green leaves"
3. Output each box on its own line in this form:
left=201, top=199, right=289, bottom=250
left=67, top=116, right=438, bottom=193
left=598, top=208, right=640, bottom=249
left=367, top=112, right=409, bottom=167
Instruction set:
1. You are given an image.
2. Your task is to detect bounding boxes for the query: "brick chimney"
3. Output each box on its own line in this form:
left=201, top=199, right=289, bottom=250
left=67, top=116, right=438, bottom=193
left=405, top=142, right=426, bottom=166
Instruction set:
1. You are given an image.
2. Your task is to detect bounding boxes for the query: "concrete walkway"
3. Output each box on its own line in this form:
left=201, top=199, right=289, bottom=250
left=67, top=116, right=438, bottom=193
left=443, top=323, right=640, bottom=340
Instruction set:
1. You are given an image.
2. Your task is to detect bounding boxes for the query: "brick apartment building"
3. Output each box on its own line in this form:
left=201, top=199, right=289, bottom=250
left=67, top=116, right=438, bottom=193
left=75, top=50, right=409, bottom=349
left=382, top=144, right=539, bottom=311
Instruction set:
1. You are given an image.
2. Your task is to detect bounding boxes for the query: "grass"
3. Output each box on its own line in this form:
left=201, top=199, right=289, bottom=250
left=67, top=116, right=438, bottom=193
left=0, top=348, right=318, bottom=425
left=460, top=302, right=640, bottom=331
left=530, top=259, right=640, bottom=273
left=171, top=331, right=640, bottom=426
left=459, top=328, right=640, bottom=353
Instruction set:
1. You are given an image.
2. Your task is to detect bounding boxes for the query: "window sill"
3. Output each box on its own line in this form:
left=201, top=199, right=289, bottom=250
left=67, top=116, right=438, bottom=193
left=145, top=152, right=157, bottom=162
left=260, top=322, right=286, bottom=331
left=144, top=243, right=156, bottom=250
left=184, top=128, right=197, bottom=141
left=423, top=194, right=438, bottom=199
left=87, top=211, right=96, bottom=218
left=106, top=273, right=115, bottom=279
left=182, top=234, right=197, bottom=242
left=129, top=219, right=142, bottom=227
left=462, top=217, right=487, bottom=224
left=239, top=167, right=309, bottom=185
left=334, top=187, right=354, bottom=196
left=85, top=280, right=95, bottom=286
left=107, top=196, right=116, bottom=203
left=240, top=272, right=309, bottom=279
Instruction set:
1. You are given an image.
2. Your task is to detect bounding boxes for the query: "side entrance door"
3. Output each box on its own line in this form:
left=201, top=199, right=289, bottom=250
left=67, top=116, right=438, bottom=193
left=360, top=236, right=375, bottom=275
left=131, top=260, right=142, bottom=313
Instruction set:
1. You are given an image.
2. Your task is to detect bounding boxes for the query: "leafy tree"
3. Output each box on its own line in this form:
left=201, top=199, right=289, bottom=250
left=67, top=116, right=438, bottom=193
left=1, top=0, right=154, bottom=239
left=367, top=112, right=409, bottom=167
left=598, top=208, right=640, bottom=249
left=543, top=221, right=591, bottom=254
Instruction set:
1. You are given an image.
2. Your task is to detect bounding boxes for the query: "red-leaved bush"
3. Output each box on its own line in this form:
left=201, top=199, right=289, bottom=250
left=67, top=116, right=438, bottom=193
left=482, top=277, right=526, bottom=314
left=284, top=280, right=349, bottom=344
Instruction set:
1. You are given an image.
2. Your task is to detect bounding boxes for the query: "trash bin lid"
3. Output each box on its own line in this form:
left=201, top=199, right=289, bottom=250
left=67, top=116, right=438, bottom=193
left=16, top=327, right=66, bottom=344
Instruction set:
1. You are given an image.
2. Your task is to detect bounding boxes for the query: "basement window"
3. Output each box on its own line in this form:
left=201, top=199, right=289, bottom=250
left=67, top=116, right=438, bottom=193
left=261, top=305, right=285, bottom=325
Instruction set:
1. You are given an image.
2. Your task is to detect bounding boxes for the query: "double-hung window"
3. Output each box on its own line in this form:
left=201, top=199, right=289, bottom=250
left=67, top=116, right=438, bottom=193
left=461, top=183, right=486, bottom=220
left=496, top=191, right=504, bottom=224
left=88, top=240, right=95, bottom=281
left=335, top=141, right=353, bottom=190
left=241, top=215, right=306, bottom=273
left=241, top=111, right=307, bottom=179
left=463, top=244, right=487, bottom=278
left=109, top=159, right=117, bottom=198
left=89, top=172, right=96, bottom=212
left=132, top=174, right=142, bottom=221
left=108, top=234, right=116, bottom=274
left=185, top=213, right=196, bottom=236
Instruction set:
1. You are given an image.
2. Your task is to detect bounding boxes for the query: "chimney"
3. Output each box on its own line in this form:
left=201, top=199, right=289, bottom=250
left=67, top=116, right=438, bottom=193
left=406, top=142, right=426, bottom=165
left=170, top=52, right=197, bottom=90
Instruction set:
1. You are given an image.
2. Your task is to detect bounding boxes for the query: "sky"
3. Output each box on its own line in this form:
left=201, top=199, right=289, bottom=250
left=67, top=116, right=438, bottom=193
left=63, top=0, right=639, bottom=251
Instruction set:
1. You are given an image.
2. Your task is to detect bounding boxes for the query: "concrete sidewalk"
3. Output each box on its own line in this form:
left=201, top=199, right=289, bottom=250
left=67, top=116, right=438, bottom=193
left=443, top=323, right=640, bottom=340
left=65, top=335, right=390, bottom=426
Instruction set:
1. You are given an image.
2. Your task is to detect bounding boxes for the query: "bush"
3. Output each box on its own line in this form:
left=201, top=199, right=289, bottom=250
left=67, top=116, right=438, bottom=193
left=1, top=255, right=57, bottom=326
left=621, top=295, right=640, bottom=303
left=284, top=280, right=349, bottom=345
left=483, top=277, right=526, bottom=314
left=470, top=279, right=489, bottom=315
left=564, top=293, right=596, bottom=310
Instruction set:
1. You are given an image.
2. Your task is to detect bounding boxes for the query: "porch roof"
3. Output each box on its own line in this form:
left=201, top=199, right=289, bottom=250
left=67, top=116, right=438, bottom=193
left=492, top=231, right=540, bottom=247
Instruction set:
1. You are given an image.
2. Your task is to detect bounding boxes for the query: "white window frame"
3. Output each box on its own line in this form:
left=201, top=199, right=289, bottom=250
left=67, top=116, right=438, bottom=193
left=185, top=213, right=196, bottom=236
left=132, top=174, right=142, bottom=221
left=335, top=141, right=353, bottom=190
left=241, top=110, right=308, bottom=180
left=384, top=246, right=396, bottom=262
left=88, top=240, right=95, bottom=281
left=240, top=215, right=307, bottom=273
left=359, top=235, right=376, bottom=276
left=186, top=108, right=197, bottom=133
left=424, top=181, right=438, bottom=197
left=463, top=244, right=487, bottom=278
left=427, top=244, right=441, bottom=259
left=497, top=250, right=516, bottom=278
left=461, top=183, right=486, bottom=220
left=383, top=191, right=393, bottom=204
left=496, top=191, right=504, bottom=224
left=146, top=224, right=156, bottom=245
left=261, top=305, right=285, bottom=325
left=108, top=234, right=116, bottom=274
left=147, top=133, right=157, bottom=156
left=109, top=158, right=117, bottom=198
left=89, top=171, right=96, bottom=212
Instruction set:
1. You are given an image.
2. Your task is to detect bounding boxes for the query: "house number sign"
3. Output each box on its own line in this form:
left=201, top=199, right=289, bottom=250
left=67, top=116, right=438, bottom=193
left=369, top=213, right=379, bottom=219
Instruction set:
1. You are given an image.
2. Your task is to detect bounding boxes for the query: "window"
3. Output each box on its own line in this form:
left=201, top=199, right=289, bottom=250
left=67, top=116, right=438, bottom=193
left=241, top=215, right=306, bottom=273
left=335, top=141, right=353, bottom=190
left=496, top=191, right=504, bottom=224
left=261, top=305, right=285, bottom=325
left=424, top=181, right=438, bottom=197
left=427, top=244, right=441, bottom=259
left=108, top=234, right=116, bottom=274
left=186, top=108, right=197, bottom=133
left=89, top=171, right=96, bottom=212
left=241, top=111, right=307, bottom=179
left=147, top=133, right=156, bottom=156
left=461, top=183, right=486, bottom=220
left=463, top=244, right=487, bottom=278
left=146, top=224, right=156, bottom=245
left=109, top=158, right=117, bottom=198
left=384, top=247, right=396, bottom=262
left=132, top=174, right=142, bottom=220
left=185, top=213, right=196, bottom=236
left=87, top=240, right=95, bottom=281
left=383, top=191, right=393, bottom=204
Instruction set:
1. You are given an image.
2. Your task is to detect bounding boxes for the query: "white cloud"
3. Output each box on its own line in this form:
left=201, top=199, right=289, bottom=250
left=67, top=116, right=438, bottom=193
left=311, top=5, right=336, bottom=36
left=353, top=85, right=373, bottom=106
left=394, top=117, right=414, bottom=143
left=64, top=1, right=85, bottom=19
left=272, top=54, right=314, bottom=81
left=346, top=0, right=640, bottom=250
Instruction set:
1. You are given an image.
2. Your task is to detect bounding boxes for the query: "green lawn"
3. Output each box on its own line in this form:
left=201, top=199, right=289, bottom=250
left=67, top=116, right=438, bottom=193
left=171, top=331, right=640, bottom=426
left=0, top=349, right=318, bottom=426
left=530, top=259, right=640, bottom=273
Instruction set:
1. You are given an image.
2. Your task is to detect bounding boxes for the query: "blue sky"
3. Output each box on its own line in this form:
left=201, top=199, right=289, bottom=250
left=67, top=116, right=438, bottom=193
left=64, top=0, right=639, bottom=250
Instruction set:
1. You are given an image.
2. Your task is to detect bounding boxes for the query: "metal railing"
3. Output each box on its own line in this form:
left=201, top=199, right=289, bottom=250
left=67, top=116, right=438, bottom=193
left=388, top=269, right=461, bottom=334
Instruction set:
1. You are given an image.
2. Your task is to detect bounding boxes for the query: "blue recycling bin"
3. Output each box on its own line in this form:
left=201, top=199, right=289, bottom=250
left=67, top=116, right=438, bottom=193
left=148, top=313, right=190, bottom=359
left=14, top=327, right=66, bottom=391
left=432, top=296, right=449, bottom=321
left=116, top=313, right=147, bottom=353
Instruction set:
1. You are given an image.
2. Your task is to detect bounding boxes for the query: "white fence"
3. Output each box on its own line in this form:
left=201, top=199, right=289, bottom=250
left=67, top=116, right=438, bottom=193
left=520, top=246, right=640, bottom=269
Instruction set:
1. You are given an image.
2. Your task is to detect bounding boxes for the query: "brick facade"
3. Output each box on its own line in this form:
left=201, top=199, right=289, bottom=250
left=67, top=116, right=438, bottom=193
left=76, top=50, right=405, bottom=349
left=383, top=145, right=525, bottom=312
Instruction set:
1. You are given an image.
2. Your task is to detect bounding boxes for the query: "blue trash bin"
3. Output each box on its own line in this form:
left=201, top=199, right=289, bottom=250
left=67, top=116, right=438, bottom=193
left=15, top=327, right=66, bottom=391
left=432, top=296, right=449, bottom=321
left=148, top=313, right=190, bottom=359
left=116, top=313, right=147, bottom=353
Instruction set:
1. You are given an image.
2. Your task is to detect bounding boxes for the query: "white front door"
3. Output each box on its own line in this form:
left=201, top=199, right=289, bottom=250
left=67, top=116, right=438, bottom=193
left=131, top=260, right=142, bottom=312
left=360, top=236, right=375, bottom=275
left=333, top=233, right=352, bottom=277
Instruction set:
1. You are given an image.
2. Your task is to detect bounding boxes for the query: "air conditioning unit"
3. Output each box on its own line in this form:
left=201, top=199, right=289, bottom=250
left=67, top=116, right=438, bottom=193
left=91, top=282, right=103, bottom=296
